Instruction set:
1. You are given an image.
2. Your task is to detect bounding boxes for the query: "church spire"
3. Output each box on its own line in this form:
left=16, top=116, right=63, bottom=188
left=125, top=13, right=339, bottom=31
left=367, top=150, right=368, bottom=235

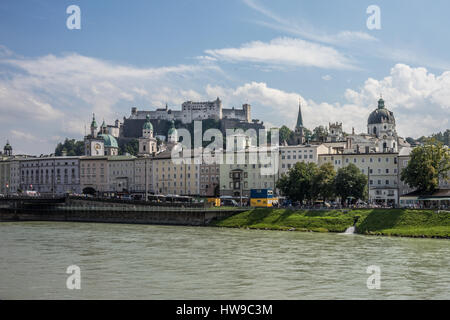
left=296, top=99, right=304, bottom=129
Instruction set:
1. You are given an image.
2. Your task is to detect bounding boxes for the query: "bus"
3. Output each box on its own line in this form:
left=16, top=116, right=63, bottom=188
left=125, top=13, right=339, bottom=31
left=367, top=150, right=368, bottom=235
left=250, top=189, right=278, bottom=207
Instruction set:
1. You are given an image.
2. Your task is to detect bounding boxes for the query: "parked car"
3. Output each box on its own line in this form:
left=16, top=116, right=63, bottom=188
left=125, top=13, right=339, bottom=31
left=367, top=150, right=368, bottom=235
left=221, top=199, right=239, bottom=207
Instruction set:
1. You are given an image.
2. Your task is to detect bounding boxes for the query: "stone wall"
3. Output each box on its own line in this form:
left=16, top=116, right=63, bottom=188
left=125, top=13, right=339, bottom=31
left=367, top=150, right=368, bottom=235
left=0, top=204, right=241, bottom=226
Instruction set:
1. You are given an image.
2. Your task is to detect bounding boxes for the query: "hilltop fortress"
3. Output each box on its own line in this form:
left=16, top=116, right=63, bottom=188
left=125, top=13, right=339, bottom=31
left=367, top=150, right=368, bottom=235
left=117, top=98, right=264, bottom=140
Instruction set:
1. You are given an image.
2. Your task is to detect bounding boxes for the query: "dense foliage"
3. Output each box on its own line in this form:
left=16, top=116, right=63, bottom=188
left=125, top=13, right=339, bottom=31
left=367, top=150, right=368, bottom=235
left=119, top=139, right=139, bottom=156
left=401, top=140, right=450, bottom=193
left=334, top=164, right=368, bottom=204
left=277, top=162, right=366, bottom=204
left=55, top=139, right=84, bottom=156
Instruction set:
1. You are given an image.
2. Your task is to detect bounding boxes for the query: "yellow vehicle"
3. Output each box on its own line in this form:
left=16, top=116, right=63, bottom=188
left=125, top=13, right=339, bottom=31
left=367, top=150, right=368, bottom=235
left=250, top=189, right=278, bottom=207
left=207, top=198, right=221, bottom=207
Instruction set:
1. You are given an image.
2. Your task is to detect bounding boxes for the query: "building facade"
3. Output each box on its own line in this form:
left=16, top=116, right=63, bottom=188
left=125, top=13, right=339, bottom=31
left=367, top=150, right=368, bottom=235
left=220, top=148, right=278, bottom=197
left=318, top=152, right=399, bottom=205
left=152, top=151, right=201, bottom=196
left=18, top=156, right=81, bottom=195
left=126, top=98, right=251, bottom=125
left=279, top=144, right=331, bottom=176
left=80, top=156, right=109, bottom=194
left=107, top=156, right=136, bottom=193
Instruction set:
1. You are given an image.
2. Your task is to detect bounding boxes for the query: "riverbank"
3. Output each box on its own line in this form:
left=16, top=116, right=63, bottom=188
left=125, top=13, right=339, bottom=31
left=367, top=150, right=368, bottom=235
left=211, top=208, right=450, bottom=239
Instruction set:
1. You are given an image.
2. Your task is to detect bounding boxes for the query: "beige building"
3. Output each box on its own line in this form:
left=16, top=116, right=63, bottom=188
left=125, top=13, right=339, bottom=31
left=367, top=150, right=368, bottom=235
left=152, top=150, right=201, bottom=196
left=200, top=163, right=220, bottom=197
left=134, top=157, right=153, bottom=195
left=318, top=152, right=399, bottom=205
left=220, top=148, right=277, bottom=197
left=107, top=156, right=136, bottom=193
left=80, top=156, right=109, bottom=193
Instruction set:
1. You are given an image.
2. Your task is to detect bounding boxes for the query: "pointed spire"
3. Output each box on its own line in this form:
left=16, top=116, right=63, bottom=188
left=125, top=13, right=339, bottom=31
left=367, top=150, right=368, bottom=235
left=296, top=98, right=304, bottom=129
left=91, top=113, right=98, bottom=128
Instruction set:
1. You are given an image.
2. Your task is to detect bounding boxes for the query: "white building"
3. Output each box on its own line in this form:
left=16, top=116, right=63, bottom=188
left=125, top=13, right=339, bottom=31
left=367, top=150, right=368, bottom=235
left=318, top=152, right=399, bottom=205
left=19, top=156, right=81, bottom=195
left=279, top=144, right=331, bottom=176
left=127, top=98, right=251, bottom=124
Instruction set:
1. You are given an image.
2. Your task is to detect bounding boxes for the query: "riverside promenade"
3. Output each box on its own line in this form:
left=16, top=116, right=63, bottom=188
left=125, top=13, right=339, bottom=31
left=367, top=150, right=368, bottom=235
left=0, top=196, right=244, bottom=226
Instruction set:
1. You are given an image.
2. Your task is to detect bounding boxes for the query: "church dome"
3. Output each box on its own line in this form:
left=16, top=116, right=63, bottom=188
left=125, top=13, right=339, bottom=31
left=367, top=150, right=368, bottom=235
left=368, top=98, right=395, bottom=125
left=99, top=134, right=118, bottom=149
left=168, top=121, right=176, bottom=135
left=4, top=141, right=12, bottom=151
left=143, top=115, right=153, bottom=131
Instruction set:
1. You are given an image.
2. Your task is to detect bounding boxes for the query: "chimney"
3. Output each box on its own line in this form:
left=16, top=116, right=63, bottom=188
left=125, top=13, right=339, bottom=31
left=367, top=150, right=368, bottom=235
left=346, top=137, right=352, bottom=150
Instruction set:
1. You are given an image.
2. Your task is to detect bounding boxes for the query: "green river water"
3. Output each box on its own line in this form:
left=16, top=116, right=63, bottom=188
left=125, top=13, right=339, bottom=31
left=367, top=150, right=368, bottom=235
left=0, top=222, right=448, bottom=299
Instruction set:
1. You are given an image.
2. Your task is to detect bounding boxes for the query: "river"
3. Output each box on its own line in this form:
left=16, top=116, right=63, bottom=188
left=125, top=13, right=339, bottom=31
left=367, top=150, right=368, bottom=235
left=0, top=222, right=449, bottom=300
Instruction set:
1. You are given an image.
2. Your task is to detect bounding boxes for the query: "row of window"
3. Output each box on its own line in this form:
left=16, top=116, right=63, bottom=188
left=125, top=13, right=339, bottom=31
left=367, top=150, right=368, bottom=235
left=23, top=162, right=77, bottom=167
left=281, top=149, right=314, bottom=153
left=282, top=155, right=314, bottom=160
left=323, top=156, right=397, bottom=164
left=369, top=179, right=397, bottom=186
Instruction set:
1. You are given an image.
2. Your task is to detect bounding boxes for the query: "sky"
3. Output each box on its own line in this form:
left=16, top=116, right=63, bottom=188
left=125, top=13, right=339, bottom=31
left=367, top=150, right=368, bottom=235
left=0, top=0, right=449, bottom=155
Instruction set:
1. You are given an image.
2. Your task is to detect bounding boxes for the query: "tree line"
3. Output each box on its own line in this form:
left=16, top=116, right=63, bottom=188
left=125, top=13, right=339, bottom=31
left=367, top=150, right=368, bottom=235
left=276, top=162, right=367, bottom=205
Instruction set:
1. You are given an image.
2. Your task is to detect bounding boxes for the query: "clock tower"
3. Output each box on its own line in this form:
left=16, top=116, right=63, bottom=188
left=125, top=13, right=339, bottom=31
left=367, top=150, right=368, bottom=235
left=84, top=114, right=105, bottom=156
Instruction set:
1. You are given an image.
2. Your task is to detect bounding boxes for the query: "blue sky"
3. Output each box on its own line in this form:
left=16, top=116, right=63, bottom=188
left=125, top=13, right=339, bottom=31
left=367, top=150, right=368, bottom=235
left=1, top=0, right=449, bottom=154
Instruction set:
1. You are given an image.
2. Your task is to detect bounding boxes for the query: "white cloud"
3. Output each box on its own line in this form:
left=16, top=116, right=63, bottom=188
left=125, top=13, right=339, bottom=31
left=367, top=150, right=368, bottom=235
left=0, top=49, right=222, bottom=154
left=205, top=37, right=357, bottom=70
left=10, top=130, right=44, bottom=143
left=243, top=0, right=450, bottom=71
left=205, top=64, right=450, bottom=139
left=322, top=75, right=332, bottom=81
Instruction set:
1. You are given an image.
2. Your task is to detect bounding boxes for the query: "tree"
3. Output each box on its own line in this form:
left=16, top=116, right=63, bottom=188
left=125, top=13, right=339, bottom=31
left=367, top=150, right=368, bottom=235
left=303, top=127, right=313, bottom=142
left=406, top=137, right=416, bottom=145
left=119, top=139, right=139, bottom=156
left=55, top=139, right=84, bottom=156
left=312, top=126, right=328, bottom=142
left=214, top=184, right=220, bottom=197
left=312, top=163, right=336, bottom=201
left=276, top=162, right=318, bottom=204
left=401, top=140, right=450, bottom=193
left=279, top=125, right=293, bottom=144
left=334, top=164, right=367, bottom=205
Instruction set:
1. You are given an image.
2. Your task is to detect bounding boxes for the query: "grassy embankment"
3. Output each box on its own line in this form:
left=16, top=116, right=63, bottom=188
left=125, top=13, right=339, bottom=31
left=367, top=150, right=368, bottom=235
left=211, top=208, right=450, bottom=238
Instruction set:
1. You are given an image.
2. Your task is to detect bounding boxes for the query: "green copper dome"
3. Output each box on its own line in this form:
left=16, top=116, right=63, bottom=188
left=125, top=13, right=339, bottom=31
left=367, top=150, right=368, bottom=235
left=99, top=134, right=118, bottom=149
left=143, top=115, right=153, bottom=131
left=168, top=120, right=176, bottom=135
left=4, top=141, right=12, bottom=151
